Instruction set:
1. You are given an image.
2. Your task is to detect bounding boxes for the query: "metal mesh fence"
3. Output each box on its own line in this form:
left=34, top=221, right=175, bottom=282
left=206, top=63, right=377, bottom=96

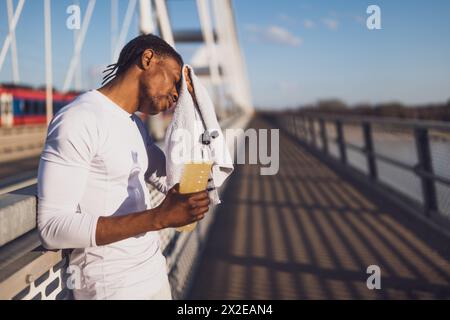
left=305, top=118, right=314, bottom=145
left=371, top=123, right=423, bottom=203
left=372, top=124, right=418, bottom=166
left=11, top=250, right=72, bottom=300
left=291, top=117, right=302, bottom=140
left=343, top=122, right=368, bottom=174
left=429, top=130, right=450, bottom=218
left=376, top=160, right=423, bottom=203
left=325, top=121, right=339, bottom=159
left=313, top=119, right=322, bottom=149
left=277, top=113, right=450, bottom=226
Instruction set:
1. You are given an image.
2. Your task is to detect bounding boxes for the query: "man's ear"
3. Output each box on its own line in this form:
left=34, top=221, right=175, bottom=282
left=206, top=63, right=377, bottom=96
left=141, top=49, right=154, bottom=70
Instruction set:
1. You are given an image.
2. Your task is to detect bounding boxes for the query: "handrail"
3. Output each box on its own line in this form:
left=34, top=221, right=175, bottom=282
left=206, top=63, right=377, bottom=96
left=318, top=122, right=450, bottom=188
left=274, top=111, right=450, bottom=221
left=284, top=111, right=450, bottom=132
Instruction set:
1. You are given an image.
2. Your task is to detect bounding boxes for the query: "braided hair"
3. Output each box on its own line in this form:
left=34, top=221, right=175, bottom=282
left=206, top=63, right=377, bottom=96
left=102, top=34, right=183, bottom=85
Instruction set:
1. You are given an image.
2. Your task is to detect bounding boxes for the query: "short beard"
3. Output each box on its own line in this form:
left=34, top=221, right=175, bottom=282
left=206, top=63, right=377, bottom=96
left=138, top=92, right=159, bottom=114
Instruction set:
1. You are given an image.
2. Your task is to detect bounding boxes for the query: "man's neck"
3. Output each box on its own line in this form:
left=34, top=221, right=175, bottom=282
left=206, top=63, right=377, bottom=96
left=98, top=73, right=139, bottom=114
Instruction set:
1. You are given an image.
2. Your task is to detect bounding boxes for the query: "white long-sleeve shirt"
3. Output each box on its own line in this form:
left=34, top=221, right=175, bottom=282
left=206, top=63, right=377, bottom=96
left=37, top=90, right=169, bottom=299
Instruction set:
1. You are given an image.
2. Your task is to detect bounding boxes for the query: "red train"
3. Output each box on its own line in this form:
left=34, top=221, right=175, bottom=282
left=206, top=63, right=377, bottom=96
left=0, top=84, right=175, bottom=128
left=0, top=84, right=79, bottom=127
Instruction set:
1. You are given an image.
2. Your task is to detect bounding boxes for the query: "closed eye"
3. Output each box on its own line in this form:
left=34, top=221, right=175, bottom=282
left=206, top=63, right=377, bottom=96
left=175, top=79, right=182, bottom=95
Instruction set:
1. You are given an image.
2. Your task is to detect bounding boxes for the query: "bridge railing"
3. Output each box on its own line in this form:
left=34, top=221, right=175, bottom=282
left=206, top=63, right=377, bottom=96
left=273, top=112, right=450, bottom=230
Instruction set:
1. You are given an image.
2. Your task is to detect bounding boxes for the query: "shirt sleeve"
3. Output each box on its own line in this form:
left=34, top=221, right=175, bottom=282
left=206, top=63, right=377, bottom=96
left=37, top=107, right=100, bottom=250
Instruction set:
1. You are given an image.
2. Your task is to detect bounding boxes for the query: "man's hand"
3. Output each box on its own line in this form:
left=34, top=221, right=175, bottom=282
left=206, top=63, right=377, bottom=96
left=184, top=67, right=198, bottom=106
left=156, top=183, right=210, bottom=228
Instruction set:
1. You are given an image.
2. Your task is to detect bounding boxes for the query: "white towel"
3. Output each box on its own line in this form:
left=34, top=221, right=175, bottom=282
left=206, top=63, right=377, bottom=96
left=164, top=64, right=234, bottom=205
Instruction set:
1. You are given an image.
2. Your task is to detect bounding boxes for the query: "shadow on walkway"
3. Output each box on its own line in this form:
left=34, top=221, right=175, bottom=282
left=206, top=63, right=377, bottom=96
left=188, top=115, right=450, bottom=299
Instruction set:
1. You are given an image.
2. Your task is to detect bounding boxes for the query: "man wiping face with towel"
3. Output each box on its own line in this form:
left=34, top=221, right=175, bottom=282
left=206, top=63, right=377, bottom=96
left=37, top=34, right=210, bottom=300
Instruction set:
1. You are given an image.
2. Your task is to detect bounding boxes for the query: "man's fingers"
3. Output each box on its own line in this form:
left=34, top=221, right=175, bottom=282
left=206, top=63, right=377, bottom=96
left=188, top=214, right=204, bottom=224
left=190, top=198, right=210, bottom=209
left=170, top=183, right=180, bottom=194
left=187, top=190, right=209, bottom=201
left=189, top=205, right=209, bottom=217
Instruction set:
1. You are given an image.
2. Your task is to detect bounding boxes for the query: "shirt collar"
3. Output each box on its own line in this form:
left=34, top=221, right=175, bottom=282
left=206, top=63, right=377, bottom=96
left=92, top=89, right=134, bottom=120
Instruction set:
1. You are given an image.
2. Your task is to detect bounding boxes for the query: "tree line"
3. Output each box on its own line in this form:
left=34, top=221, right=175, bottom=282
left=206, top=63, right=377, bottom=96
left=297, top=99, right=450, bottom=121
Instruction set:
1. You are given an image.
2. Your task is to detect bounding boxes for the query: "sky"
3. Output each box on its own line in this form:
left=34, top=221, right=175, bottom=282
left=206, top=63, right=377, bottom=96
left=0, top=0, right=450, bottom=109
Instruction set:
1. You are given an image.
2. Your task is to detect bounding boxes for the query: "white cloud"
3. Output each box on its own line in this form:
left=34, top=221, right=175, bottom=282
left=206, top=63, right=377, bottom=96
left=322, top=18, right=339, bottom=31
left=303, top=19, right=315, bottom=29
left=246, top=24, right=303, bottom=47
left=265, top=26, right=303, bottom=46
left=277, top=13, right=297, bottom=25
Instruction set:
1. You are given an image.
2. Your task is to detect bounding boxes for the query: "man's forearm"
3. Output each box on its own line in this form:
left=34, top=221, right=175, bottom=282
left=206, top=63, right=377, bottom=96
left=95, top=207, right=164, bottom=246
left=94, top=186, right=210, bottom=246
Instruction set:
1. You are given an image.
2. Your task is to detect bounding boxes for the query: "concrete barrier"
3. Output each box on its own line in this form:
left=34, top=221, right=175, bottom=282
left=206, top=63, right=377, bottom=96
left=0, top=188, right=36, bottom=247
left=0, top=125, right=47, bottom=163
